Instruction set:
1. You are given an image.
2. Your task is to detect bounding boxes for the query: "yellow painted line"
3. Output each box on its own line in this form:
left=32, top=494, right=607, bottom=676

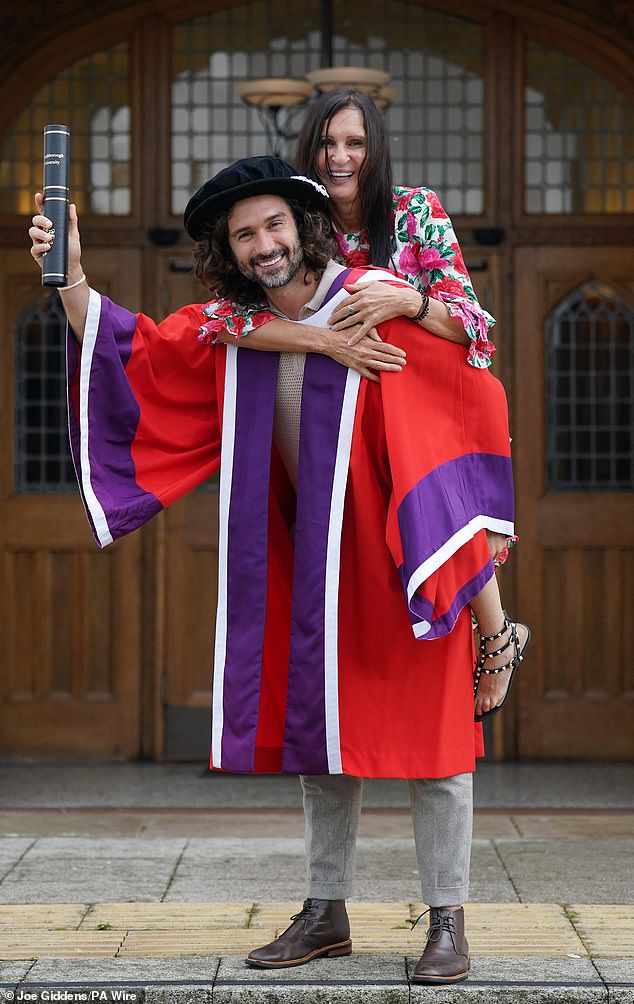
left=0, top=903, right=630, bottom=960
left=464, top=903, right=588, bottom=957
left=119, top=931, right=272, bottom=957
left=0, top=930, right=124, bottom=959
left=0, top=904, right=86, bottom=930
left=571, top=904, right=634, bottom=958
left=85, top=902, right=250, bottom=930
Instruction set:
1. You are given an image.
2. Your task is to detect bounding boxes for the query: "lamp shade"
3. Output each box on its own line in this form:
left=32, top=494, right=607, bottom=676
left=234, top=78, right=314, bottom=108
left=305, top=67, right=389, bottom=93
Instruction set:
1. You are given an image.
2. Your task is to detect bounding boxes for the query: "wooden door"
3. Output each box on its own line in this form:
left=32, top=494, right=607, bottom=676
left=513, top=247, right=634, bottom=758
left=0, top=249, right=145, bottom=756
left=153, top=254, right=219, bottom=760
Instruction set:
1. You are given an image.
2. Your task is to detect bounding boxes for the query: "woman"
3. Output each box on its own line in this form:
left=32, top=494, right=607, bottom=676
left=199, top=93, right=529, bottom=721
left=295, top=88, right=493, bottom=366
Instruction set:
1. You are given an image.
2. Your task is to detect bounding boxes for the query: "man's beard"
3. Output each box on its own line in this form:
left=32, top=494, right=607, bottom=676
left=239, top=241, right=304, bottom=289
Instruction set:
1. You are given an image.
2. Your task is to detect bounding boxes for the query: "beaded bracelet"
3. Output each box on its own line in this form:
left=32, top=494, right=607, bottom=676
left=412, top=291, right=430, bottom=322
left=59, top=274, right=87, bottom=291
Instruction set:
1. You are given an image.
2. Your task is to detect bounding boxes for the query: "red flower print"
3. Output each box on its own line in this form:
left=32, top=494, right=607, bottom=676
left=230, top=315, right=246, bottom=338
left=344, top=249, right=370, bottom=268
left=252, top=310, right=276, bottom=327
left=398, top=245, right=420, bottom=275
left=419, top=246, right=450, bottom=271
left=450, top=243, right=469, bottom=276
left=426, top=191, right=448, bottom=220
left=335, top=233, right=350, bottom=256
left=432, top=276, right=467, bottom=296
left=212, top=299, right=235, bottom=319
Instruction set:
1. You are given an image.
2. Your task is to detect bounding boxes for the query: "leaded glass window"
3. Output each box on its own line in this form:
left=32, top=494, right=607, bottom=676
left=546, top=282, right=633, bottom=490
left=14, top=293, right=75, bottom=492
left=525, top=42, right=634, bottom=213
left=0, top=44, right=130, bottom=216
left=171, top=1, right=485, bottom=215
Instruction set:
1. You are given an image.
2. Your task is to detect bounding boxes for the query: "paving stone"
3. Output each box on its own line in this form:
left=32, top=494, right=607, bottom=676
left=0, top=812, right=148, bottom=838
left=408, top=955, right=608, bottom=1002
left=469, top=840, right=521, bottom=902
left=84, top=902, right=251, bottom=931
left=213, top=954, right=409, bottom=1003
left=167, top=839, right=306, bottom=902
left=592, top=960, right=634, bottom=1004
left=23, top=837, right=187, bottom=859
left=592, top=959, right=634, bottom=983
left=21, top=956, right=219, bottom=1003
left=23, top=955, right=220, bottom=981
left=0, top=928, right=125, bottom=959
left=0, top=904, right=87, bottom=929
left=492, top=839, right=634, bottom=904
left=511, top=814, right=634, bottom=839
left=570, top=904, right=634, bottom=957
left=0, top=838, right=35, bottom=861
left=0, top=877, right=169, bottom=905
left=0, top=960, right=34, bottom=982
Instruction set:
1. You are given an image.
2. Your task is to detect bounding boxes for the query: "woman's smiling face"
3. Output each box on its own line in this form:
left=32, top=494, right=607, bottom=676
left=315, top=106, right=367, bottom=207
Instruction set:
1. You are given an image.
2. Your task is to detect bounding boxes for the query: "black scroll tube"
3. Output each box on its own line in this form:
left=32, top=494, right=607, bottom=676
left=41, top=124, right=71, bottom=287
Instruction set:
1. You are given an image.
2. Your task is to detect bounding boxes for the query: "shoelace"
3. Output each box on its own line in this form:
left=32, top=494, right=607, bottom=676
left=408, top=908, right=461, bottom=952
left=408, top=907, right=431, bottom=931
left=290, top=898, right=318, bottom=928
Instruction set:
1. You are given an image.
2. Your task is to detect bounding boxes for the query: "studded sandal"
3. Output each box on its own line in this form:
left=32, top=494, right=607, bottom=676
left=473, top=612, right=531, bottom=722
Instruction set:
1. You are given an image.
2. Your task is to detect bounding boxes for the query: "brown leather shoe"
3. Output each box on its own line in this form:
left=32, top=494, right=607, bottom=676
left=411, top=906, right=470, bottom=984
left=246, top=898, right=352, bottom=969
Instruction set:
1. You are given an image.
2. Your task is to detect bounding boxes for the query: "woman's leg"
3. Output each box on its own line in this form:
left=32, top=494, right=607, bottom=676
left=471, top=574, right=530, bottom=718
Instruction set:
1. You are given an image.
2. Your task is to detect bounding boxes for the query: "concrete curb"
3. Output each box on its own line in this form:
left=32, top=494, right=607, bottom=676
left=1, top=956, right=634, bottom=1003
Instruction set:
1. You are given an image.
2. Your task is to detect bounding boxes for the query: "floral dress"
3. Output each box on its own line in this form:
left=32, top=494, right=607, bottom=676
left=198, top=186, right=496, bottom=369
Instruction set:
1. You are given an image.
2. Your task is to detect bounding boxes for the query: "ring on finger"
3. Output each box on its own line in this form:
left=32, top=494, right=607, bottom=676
left=346, top=305, right=355, bottom=316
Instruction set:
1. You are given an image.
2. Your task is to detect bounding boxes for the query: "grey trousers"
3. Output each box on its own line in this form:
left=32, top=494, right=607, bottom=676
left=300, top=773, right=473, bottom=906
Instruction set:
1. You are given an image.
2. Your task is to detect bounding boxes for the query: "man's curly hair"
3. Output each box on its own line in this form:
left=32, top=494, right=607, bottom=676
left=192, top=199, right=335, bottom=306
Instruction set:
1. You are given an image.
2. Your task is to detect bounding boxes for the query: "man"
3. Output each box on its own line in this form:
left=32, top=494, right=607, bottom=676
left=30, top=157, right=515, bottom=984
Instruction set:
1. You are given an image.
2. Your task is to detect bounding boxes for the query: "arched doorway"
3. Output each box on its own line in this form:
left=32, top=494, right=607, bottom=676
left=1, top=0, right=632, bottom=758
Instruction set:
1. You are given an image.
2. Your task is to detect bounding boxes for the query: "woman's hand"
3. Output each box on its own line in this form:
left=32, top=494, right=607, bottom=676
left=328, top=281, right=421, bottom=345
left=330, top=280, right=470, bottom=349
left=486, top=531, right=509, bottom=563
left=325, top=326, right=407, bottom=382
left=213, top=320, right=406, bottom=382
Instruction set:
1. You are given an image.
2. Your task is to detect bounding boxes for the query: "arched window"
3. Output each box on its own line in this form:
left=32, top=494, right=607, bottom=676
left=171, top=0, right=485, bottom=215
left=0, top=43, right=130, bottom=216
left=525, top=41, right=634, bottom=213
left=14, top=293, right=75, bottom=492
left=546, top=281, right=634, bottom=490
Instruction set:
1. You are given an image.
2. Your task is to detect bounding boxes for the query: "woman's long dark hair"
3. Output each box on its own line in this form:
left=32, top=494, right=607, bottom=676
left=294, top=88, right=394, bottom=268
left=193, top=199, right=335, bottom=305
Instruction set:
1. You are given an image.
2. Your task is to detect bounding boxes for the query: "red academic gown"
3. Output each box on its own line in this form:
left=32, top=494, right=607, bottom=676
left=67, top=276, right=514, bottom=779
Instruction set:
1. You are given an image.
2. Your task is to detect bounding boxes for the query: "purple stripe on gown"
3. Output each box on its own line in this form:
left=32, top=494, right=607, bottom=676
left=218, top=271, right=353, bottom=772
left=282, top=354, right=349, bottom=774
left=403, top=561, right=493, bottom=639
left=220, top=348, right=278, bottom=771
left=67, top=297, right=163, bottom=544
left=396, top=451, right=514, bottom=637
left=67, top=341, right=98, bottom=541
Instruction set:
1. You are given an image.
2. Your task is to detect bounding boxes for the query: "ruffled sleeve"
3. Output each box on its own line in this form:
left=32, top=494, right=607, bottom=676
left=393, top=188, right=496, bottom=368
left=199, top=297, right=277, bottom=345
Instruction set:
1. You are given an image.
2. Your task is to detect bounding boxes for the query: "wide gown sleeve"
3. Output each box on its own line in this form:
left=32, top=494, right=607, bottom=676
left=67, top=289, right=221, bottom=547
left=378, top=315, right=515, bottom=638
